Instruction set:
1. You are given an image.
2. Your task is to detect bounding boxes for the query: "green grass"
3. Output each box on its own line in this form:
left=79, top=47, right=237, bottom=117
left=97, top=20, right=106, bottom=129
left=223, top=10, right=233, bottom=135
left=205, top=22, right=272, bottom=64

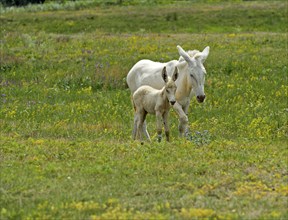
left=1, top=1, right=287, bottom=219
left=1, top=1, right=287, bottom=34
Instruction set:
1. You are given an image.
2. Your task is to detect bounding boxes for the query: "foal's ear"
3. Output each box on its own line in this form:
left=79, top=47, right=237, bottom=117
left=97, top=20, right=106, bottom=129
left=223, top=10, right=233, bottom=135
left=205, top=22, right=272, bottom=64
left=162, top=66, right=168, bottom=83
left=172, top=67, right=178, bottom=81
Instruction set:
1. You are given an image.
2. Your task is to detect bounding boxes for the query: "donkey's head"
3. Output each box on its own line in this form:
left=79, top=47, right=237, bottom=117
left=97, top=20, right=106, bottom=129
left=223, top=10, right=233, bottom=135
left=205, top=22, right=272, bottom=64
left=162, top=66, right=178, bottom=106
left=177, top=45, right=209, bottom=103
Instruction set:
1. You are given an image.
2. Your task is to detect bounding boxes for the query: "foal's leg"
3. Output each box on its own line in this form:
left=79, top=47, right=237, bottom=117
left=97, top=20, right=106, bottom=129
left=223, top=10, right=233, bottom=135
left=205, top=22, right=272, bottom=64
left=142, top=112, right=150, bottom=142
left=142, top=121, right=151, bottom=141
left=137, top=120, right=143, bottom=142
left=156, top=111, right=163, bottom=142
left=163, top=111, right=170, bottom=142
left=137, top=110, right=146, bottom=143
left=132, top=114, right=139, bottom=140
left=172, top=102, right=188, bottom=137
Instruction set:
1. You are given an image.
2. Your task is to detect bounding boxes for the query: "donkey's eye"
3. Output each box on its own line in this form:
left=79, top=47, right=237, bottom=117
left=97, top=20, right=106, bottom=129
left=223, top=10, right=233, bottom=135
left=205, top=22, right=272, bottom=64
left=166, top=90, right=170, bottom=93
left=190, top=74, right=198, bottom=83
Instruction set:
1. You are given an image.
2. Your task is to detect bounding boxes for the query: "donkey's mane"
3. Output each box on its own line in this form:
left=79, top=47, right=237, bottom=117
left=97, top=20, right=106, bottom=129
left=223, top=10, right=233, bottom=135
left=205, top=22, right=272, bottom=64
left=178, top=50, right=200, bottom=62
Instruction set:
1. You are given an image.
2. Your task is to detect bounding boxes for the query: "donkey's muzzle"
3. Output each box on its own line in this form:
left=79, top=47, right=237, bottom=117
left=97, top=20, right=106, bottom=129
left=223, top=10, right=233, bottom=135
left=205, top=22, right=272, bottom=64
left=197, top=95, right=206, bottom=103
left=170, top=101, right=176, bottom=106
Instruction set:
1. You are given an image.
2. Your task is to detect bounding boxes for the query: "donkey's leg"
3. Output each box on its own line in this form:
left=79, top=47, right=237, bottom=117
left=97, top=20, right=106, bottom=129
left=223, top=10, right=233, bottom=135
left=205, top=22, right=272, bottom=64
left=182, top=103, right=190, bottom=137
left=163, top=111, right=170, bottom=142
left=156, top=111, right=163, bottom=142
left=172, top=102, right=188, bottom=137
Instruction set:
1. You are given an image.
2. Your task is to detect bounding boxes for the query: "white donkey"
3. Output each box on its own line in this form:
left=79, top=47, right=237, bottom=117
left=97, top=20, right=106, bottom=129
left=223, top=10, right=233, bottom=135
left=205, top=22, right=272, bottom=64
left=132, top=66, right=178, bottom=142
left=127, top=45, right=210, bottom=137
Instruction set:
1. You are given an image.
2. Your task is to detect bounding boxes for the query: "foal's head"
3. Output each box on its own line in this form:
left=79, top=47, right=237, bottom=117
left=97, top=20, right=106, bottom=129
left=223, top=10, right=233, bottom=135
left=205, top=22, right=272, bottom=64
left=162, top=66, right=178, bottom=106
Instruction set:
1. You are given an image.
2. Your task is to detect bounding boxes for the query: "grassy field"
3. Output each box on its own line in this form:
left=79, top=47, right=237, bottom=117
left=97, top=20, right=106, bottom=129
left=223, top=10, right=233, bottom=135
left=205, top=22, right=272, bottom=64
left=1, top=0, right=287, bottom=219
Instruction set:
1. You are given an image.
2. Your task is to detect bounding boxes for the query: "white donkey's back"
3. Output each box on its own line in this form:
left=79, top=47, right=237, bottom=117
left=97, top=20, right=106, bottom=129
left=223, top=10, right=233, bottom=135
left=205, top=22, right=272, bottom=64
left=127, top=59, right=178, bottom=93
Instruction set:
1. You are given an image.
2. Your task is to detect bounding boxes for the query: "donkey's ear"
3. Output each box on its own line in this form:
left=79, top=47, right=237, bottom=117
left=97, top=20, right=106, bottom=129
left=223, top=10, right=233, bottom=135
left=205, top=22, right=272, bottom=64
left=162, top=66, right=168, bottom=83
left=177, top=45, right=192, bottom=65
left=199, top=46, right=210, bottom=63
left=172, top=67, right=178, bottom=81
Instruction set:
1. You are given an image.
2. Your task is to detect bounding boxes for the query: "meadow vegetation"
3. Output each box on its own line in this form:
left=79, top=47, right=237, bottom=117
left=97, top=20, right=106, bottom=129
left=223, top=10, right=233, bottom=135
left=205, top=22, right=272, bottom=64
left=0, top=0, right=287, bottom=219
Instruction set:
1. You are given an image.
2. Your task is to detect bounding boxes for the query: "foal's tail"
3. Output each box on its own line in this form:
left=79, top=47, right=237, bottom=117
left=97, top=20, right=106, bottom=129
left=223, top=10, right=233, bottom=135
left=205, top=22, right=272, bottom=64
left=131, top=96, right=136, bottom=111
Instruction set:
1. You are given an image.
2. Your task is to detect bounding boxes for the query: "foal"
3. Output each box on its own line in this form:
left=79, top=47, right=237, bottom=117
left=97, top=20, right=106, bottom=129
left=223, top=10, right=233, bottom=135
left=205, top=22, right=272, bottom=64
left=132, top=66, right=178, bottom=142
